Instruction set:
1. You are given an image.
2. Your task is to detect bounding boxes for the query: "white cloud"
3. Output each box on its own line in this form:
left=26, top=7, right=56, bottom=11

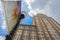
left=1, top=20, right=7, bottom=29
left=23, top=0, right=51, bottom=17
left=23, top=0, right=36, bottom=17
left=0, top=1, right=7, bottom=29
left=23, top=0, right=30, bottom=5
left=23, top=0, right=60, bottom=24
left=0, top=36, right=5, bottom=40
left=29, top=8, right=46, bottom=17
left=23, top=0, right=35, bottom=5
left=28, top=0, right=53, bottom=17
left=29, top=9, right=36, bottom=16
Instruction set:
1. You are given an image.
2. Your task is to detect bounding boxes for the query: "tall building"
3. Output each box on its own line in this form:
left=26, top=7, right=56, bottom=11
left=33, top=14, right=60, bottom=40
left=6, top=14, right=60, bottom=40
left=12, top=24, right=37, bottom=40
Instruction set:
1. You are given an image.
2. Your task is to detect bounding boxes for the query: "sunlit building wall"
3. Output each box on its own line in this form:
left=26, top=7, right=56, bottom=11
left=33, top=14, right=60, bottom=40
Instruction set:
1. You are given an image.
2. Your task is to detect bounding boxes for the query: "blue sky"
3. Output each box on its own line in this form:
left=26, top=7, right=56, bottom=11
left=0, top=1, right=7, bottom=36
left=0, top=11, right=7, bottom=36
left=23, top=0, right=60, bottom=24
left=20, top=1, right=33, bottom=25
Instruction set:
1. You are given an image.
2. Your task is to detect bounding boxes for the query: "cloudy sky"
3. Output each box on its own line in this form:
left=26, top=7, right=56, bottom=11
left=0, top=0, right=60, bottom=40
left=0, top=0, right=7, bottom=36
left=22, top=0, right=60, bottom=24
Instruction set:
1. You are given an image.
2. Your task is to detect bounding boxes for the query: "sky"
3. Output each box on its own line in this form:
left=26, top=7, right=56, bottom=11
left=0, top=0, right=60, bottom=40
left=0, top=0, right=7, bottom=36
left=22, top=0, right=60, bottom=24
left=20, top=1, right=33, bottom=25
left=0, top=11, right=7, bottom=36
left=0, top=1, right=7, bottom=40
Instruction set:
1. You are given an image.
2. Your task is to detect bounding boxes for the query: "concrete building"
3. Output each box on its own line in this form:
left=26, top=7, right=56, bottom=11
left=12, top=24, right=36, bottom=40
left=33, top=14, right=60, bottom=40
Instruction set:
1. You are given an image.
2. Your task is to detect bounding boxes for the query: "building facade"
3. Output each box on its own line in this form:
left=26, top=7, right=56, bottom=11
left=33, top=14, right=60, bottom=40
left=11, top=24, right=37, bottom=40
